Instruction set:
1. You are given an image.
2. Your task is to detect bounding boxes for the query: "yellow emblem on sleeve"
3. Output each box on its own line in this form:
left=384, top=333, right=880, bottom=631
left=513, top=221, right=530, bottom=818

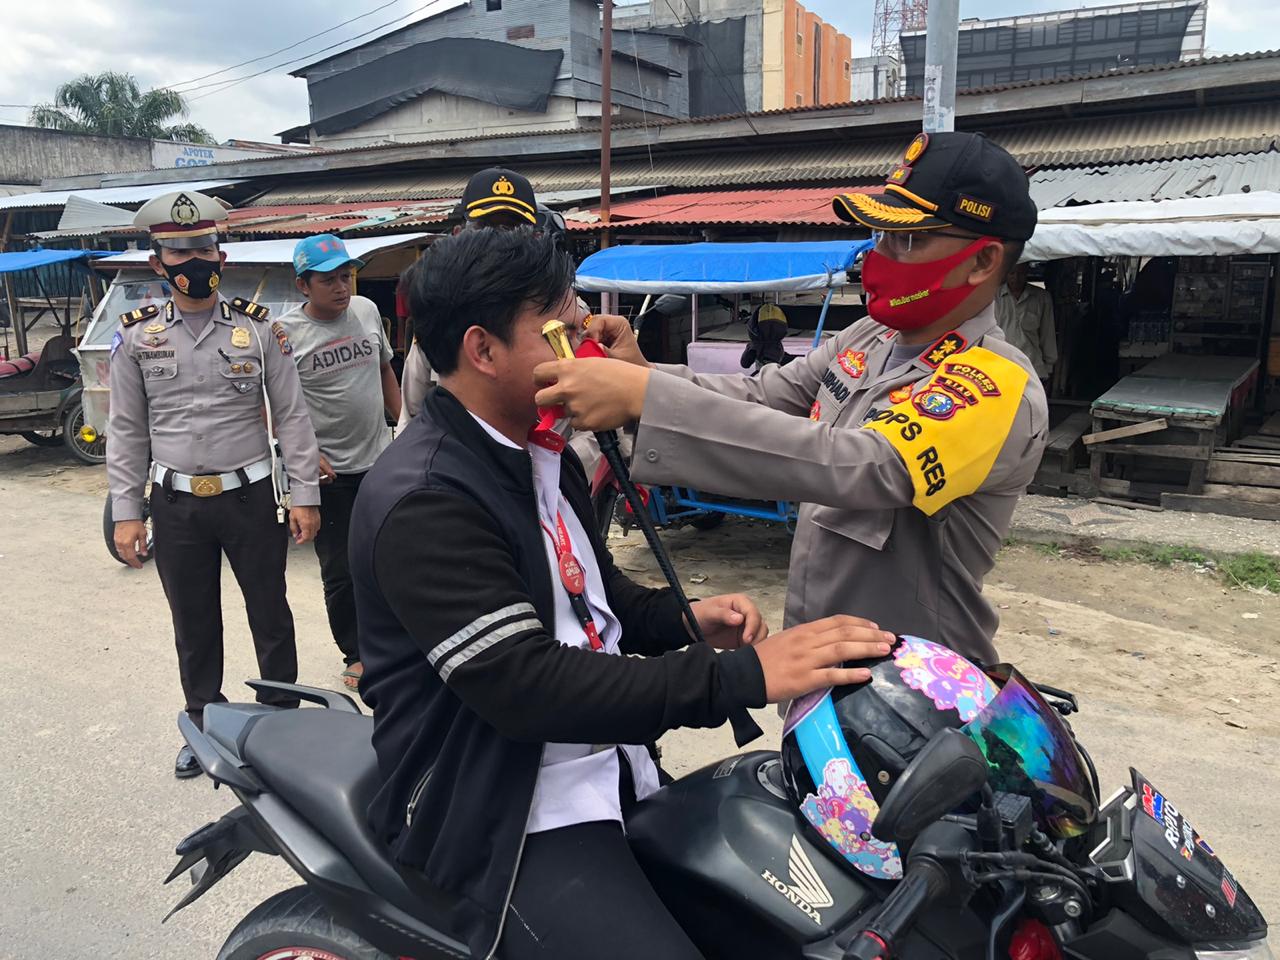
left=861, top=346, right=1028, bottom=515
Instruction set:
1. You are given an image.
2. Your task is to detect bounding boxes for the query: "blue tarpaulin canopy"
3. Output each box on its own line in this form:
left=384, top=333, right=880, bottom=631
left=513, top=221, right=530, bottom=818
left=575, top=240, right=874, bottom=295
left=0, top=248, right=110, bottom=274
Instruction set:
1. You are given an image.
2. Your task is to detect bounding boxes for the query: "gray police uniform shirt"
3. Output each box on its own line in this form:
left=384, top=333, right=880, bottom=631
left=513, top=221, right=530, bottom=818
left=107, top=296, right=321, bottom=521
left=275, top=295, right=392, bottom=474
left=630, top=303, right=1048, bottom=665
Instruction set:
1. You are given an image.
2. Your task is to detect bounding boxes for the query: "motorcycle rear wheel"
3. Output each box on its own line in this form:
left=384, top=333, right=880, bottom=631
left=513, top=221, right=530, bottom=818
left=217, top=886, right=394, bottom=960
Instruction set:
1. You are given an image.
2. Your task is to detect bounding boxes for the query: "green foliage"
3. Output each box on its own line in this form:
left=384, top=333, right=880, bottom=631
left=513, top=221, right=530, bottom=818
left=29, top=72, right=214, bottom=143
left=1219, top=553, right=1280, bottom=592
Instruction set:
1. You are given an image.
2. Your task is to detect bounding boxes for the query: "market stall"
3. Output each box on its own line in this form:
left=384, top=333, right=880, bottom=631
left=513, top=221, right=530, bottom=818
left=1023, top=194, right=1280, bottom=514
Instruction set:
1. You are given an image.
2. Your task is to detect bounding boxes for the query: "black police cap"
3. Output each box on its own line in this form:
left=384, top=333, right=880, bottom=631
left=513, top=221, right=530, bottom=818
left=459, top=167, right=538, bottom=225
left=834, top=132, right=1037, bottom=241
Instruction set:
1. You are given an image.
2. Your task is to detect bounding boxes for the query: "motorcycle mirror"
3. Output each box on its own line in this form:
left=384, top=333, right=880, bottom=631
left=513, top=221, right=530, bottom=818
left=871, top=729, right=988, bottom=843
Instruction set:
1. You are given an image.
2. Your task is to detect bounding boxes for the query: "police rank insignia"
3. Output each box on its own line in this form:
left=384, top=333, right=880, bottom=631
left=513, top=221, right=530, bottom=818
left=120, top=303, right=160, bottom=327
left=837, top=349, right=867, bottom=379
left=230, top=327, right=251, bottom=348
left=271, top=321, right=293, bottom=356
left=903, top=132, right=929, bottom=165
left=144, top=322, right=166, bottom=334
left=922, top=331, right=968, bottom=368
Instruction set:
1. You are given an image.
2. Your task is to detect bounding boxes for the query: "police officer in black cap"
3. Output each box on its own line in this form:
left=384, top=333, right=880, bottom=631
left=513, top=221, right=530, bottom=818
left=398, top=167, right=575, bottom=428
left=536, top=132, right=1049, bottom=666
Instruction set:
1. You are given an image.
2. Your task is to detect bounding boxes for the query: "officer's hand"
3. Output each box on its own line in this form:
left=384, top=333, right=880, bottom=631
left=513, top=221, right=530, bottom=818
left=113, top=520, right=148, bottom=569
left=585, top=313, right=650, bottom=368
left=686, top=594, right=768, bottom=649
left=753, top=616, right=894, bottom=704
left=289, top=505, right=321, bottom=545
left=533, top=358, right=650, bottom=432
left=318, top=454, right=337, bottom=485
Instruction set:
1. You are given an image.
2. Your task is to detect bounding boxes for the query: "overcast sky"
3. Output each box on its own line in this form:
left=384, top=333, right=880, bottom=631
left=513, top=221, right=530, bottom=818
left=0, top=0, right=1272, bottom=143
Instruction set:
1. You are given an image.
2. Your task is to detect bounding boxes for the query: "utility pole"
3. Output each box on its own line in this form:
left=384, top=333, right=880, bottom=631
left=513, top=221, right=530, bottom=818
left=922, top=0, right=958, bottom=132
left=599, top=0, right=615, bottom=313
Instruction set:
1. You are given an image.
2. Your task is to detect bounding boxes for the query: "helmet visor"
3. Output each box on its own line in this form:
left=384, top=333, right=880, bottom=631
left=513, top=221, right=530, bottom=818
left=962, top=666, right=1098, bottom=838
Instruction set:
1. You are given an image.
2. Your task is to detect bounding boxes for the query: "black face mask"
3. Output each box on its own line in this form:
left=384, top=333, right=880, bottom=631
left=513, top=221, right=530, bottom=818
left=161, top=255, right=222, bottom=300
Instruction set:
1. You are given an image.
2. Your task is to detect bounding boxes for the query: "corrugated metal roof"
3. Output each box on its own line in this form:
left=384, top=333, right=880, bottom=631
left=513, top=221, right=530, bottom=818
left=1030, top=152, right=1280, bottom=206
left=0, top=179, right=245, bottom=212
left=224, top=200, right=453, bottom=237
left=568, top=187, right=879, bottom=230
left=248, top=101, right=1280, bottom=206
left=191, top=49, right=1280, bottom=168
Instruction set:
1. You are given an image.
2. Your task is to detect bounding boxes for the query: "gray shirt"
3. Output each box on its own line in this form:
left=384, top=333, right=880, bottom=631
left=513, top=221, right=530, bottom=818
left=107, top=297, right=321, bottom=520
left=631, top=304, right=1048, bottom=665
left=276, top=296, right=392, bottom=474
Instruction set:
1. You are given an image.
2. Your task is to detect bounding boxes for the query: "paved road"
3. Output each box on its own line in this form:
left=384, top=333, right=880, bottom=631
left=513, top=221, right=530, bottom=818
left=1, top=470, right=1274, bottom=958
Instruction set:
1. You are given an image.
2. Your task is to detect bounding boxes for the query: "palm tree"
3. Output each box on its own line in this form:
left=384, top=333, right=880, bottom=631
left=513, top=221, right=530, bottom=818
left=30, top=72, right=214, bottom=143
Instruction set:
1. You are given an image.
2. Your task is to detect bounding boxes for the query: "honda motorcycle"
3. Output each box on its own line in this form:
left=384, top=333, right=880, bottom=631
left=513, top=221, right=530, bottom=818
left=166, top=671, right=1271, bottom=960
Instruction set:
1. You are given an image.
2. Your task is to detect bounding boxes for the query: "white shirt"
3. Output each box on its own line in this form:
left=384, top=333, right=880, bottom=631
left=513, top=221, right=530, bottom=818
left=469, top=413, right=661, bottom=834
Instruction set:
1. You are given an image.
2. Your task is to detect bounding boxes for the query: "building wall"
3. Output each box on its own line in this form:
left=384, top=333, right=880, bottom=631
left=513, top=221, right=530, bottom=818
left=762, top=0, right=852, bottom=109
left=851, top=55, right=903, bottom=100
left=301, top=0, right=685, bottom=145
left=0, top=126, right=152, bottom=185
left=305, top=92, right=585, bottom=148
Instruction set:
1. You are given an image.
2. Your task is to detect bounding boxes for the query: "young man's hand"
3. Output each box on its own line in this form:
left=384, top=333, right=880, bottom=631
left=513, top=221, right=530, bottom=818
left=585, top=313, right=650, bottom=368
left=533, top=357, right=650, bottom=432
left=318, top=454, right=337, bottom=485
left=753, top=616, right=894, bottom=704
left=686, top=593, right=767, bottom=649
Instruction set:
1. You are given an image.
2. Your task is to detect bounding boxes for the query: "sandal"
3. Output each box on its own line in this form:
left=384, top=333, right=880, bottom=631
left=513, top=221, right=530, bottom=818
left=340, top=664, right=363, bottom=690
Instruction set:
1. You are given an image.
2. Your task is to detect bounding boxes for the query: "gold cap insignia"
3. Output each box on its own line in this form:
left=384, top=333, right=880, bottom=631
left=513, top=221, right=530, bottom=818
left=903, top=132, right=929, bottom=166
left=492, top=177, right=516, bottom=196
left=170, top=192, right=199, bottom=225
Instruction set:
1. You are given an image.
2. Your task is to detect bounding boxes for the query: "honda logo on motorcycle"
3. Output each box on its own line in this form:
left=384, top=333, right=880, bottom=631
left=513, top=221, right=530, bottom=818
left=759, top=836, right=834, bottom=925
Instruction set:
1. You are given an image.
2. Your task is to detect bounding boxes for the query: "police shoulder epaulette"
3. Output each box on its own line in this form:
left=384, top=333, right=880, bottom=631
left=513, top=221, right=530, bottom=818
left=119, top=303, right=160, bottom=327
left=229, top=297, right=270, bottom=322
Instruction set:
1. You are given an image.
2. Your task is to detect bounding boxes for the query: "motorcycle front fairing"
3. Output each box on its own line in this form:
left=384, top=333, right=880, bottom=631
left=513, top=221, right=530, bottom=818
left=625, top=751, right=989, bottom=960
left=1128, top=770, right=1266, bottom=947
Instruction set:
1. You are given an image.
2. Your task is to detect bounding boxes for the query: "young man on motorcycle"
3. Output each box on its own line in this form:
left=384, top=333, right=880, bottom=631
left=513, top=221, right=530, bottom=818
left=348, top=226, right=895, bottom=960
left=534, top=132, right=1050, bottom=666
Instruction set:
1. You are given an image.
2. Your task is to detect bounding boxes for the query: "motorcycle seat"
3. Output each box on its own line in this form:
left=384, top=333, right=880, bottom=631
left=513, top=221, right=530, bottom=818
left=242, top=707, right=458, bottom=930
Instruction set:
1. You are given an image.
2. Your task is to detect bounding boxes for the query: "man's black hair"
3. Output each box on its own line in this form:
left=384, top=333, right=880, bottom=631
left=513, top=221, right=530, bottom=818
left=405, top=226, right=575, bottom=376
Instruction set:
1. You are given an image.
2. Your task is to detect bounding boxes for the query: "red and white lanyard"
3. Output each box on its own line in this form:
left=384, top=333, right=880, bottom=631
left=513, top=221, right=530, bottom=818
left=540, top=512, right=603, bottom=652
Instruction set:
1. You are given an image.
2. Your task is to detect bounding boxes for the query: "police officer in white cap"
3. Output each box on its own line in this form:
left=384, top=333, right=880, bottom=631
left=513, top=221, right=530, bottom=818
left=107, top=189, right=322, bottom=778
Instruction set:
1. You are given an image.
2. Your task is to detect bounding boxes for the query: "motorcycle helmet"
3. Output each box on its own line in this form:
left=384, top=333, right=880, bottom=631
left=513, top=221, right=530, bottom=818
left=782, top=637, right=1099, bottom=882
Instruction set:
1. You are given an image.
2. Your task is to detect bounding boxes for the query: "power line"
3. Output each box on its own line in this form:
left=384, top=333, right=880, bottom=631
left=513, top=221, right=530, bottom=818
left=185, top=0, right=456, bottom=103
left=660, top=0, right=761, bottom=135
left=166, top=0, right=407, bottom=90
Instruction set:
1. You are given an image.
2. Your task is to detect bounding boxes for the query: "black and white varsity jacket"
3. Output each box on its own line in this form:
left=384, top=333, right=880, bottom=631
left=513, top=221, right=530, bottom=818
left=350, top=386, right=767, bottom=959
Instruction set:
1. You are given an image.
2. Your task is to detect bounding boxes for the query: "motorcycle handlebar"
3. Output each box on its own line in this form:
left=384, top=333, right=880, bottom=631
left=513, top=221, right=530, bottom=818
left=843, top=858, right=951, bottom=960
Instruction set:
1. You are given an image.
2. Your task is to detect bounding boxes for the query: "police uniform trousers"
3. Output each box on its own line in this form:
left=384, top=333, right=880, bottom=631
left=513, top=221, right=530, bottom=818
left=150, top=476, right=299, bottom=725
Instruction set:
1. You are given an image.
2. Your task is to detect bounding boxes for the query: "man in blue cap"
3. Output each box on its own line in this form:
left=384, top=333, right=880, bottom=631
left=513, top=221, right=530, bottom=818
left=276, top=233, right=403, bottom=690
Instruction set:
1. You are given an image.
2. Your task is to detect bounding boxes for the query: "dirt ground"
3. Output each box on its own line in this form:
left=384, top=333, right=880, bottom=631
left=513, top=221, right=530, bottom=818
left=1, top=435, right=1276, bottom=956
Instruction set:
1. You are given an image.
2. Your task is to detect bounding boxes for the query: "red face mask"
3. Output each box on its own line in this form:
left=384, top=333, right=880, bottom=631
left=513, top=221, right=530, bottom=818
left=861, top=237, right=997, bottom=331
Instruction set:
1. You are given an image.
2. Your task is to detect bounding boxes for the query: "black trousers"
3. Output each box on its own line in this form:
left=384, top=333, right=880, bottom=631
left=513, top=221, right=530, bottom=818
left=498, top=820, right=703, bottom=960
left=313, top=471, right=365, bottom=666
left=150, top=476, right=299, bottom=726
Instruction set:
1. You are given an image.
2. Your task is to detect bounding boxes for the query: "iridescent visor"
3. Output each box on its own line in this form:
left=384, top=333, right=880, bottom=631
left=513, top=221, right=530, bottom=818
left=962, top=666, right=1099, bottom=838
